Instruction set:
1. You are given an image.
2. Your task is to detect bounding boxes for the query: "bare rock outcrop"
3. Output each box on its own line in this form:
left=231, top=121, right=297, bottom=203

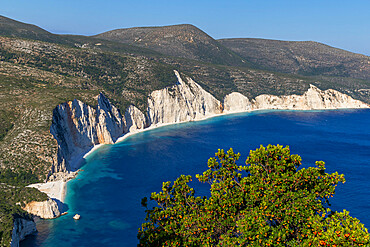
left=223, top=92, right=252, bottom=113
left=147, top=70, right=222, bottom=125
left=50, top=93, right=125, bottom=172
left=49, top=70, right=223, bottom=176
left=124, top=105, right=147, bottom=133
left=22, top=198, right=61, bottom=219
left=252, top=84, right=369, bottom=110
left=10, top=218, right=36, bottom=247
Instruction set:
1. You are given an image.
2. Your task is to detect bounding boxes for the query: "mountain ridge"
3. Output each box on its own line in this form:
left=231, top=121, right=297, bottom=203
left=218, top=38, right=370, bottom=80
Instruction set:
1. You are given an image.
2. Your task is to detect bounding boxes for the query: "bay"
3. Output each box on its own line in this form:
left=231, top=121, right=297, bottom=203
left=22, top=109, right=370, bottom=247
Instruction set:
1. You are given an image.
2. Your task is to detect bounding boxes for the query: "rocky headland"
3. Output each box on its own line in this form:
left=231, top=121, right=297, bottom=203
left=34, top=70, right=368, bottom=205
left=8, top=71, right=370, bottom=247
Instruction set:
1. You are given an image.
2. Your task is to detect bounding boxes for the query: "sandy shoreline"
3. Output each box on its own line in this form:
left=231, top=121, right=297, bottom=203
left=28, top=180, right=67, bottom=203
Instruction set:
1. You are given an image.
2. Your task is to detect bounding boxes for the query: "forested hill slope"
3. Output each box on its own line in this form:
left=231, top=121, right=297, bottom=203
left=219, top=38, right=370, bottom=80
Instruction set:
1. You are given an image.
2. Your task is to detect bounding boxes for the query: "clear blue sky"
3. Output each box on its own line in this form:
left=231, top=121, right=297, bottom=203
left=2, top=0, right=369, bottom=55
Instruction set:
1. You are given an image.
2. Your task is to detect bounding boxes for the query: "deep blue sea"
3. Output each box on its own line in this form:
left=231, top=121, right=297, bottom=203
left=22, top=109, right=370, bottom=247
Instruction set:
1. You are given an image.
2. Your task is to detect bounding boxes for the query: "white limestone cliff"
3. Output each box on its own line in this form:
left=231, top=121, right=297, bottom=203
left=124, top=105, right=147, bottom=133
left=147, top=70, right=222, bottom=125
left=22, top=198, right=61, bottom=219
left=45, top=73, right=368, bottom=189
left=223, top=92, right=252, bottom=113
left=10, top=218, right=36, bottom=247
left=252, top=85, right=369, bottom=110
left=50, top=93, right=125, bottom=173
left=48, top=70, right=223, bottom=178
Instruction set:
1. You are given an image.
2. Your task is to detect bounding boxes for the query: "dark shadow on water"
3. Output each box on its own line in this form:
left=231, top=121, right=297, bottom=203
left=53, top=198, right=69, bottom=213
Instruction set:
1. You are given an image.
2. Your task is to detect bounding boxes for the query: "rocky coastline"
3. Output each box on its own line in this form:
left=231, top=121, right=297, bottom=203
left=30, top=70, right=370, bottom=204
left=13, top=70, right=368, bottom=245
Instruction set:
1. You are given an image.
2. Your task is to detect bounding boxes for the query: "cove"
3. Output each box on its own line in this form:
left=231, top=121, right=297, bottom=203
left=22, top=109, right=370, bottom=247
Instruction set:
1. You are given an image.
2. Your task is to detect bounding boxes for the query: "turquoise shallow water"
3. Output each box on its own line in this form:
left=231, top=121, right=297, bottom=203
left=22, top=109, right=370, bottom=246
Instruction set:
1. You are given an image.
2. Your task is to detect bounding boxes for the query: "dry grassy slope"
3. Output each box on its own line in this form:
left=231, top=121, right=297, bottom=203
left=0, top=15, right=72, bottom=45
left=0, top=36, right=178, bottom=180
left=0, top=36, right=178, bottom=111
left=94, top=24, right=248, bottom=67
left=0, top=67, right=99, bottom=180
left=0, top=15, right=163, bottom=58
left=219, top=38, right=370, bottom=80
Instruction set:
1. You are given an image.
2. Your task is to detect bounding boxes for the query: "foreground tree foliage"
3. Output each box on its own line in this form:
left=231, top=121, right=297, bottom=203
left=138, top=145, right=369, bottom=246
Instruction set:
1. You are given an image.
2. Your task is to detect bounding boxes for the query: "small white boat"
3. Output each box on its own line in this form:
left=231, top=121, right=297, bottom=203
left=73, top=214, right=81, bottom=220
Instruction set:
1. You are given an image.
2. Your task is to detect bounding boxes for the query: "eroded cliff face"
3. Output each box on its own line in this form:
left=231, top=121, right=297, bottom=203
left=49, top=70, right=222, bottom=176
left=50, top=93, right=125, bottom=173
left=22, top=199, right=61, bottom=219
left=10, top=218, right=36, bottom=247
left=124, top=105, right=147, bottom=133
left=48, top=72, right=368, bottom=179
left=147, top=71, right=222, bottom=125
left=223, top=92, right=252, bottom=113
left=252, top=85, right=369, bottom=110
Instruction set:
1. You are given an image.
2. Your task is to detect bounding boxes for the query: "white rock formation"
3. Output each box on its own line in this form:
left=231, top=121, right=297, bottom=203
left=252, top=85, right=369, bottom=110
left=96, top=94, right=125, bottom=142
left=50, top=93, right=125, bottom=172
left=223, top=92, right=252, bottom=113
left=73, top=214, right=81, bottom=220
left=48, top=70, right=223, bottom=177
left=147, top=70, right=222, bottom=125
left=124, top=105, right=147, bottom=133
left=47, top=72, right=368, bottom=181
left=10, top=218, right=36, bottom=247
left=22, top=198, right=61, bottom=219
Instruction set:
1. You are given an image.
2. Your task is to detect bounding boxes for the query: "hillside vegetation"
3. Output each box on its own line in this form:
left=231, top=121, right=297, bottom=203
left=219, top=38, right=370, bottom=80
left=0, top=14, right=368, bottom=187
left=139, top=146, right=369, bottom=246
left=0, top=15, right=369, bottom=246
left=94, top=24, right=248, bottom=67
